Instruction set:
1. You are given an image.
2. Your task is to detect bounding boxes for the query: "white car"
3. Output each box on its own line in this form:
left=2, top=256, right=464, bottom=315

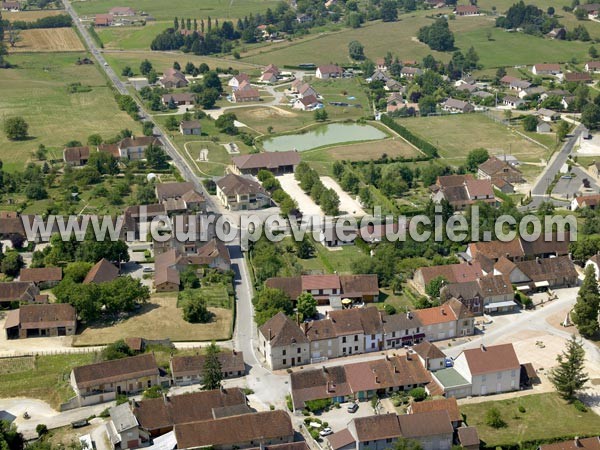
left=319, top=428, right=333, bottom=437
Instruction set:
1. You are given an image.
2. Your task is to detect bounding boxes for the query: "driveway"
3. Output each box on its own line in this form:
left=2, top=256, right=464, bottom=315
left=277, top=173, right=323, bottom=217
left=321, top=177, right=365, bottom=217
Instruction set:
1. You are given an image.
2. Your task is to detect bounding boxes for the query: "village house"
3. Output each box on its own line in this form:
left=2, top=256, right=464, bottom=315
left=159, top=68, right=188, bottom=88
left=441, top=98, right=474, bottom=114
left=536, top=121, right=551, bottom=133
left=316, top=64, right=343, bottom=79
left=293, top=95, right=321, bottom=111
left=99, top=136, right=162, bottom=161
left=70, top=354, right=162, bottom=407
left=106, top=402, right=147, bottom=450
left=4, top=303, right=77, bottom=339
left=258, top=312, right=310, bottom=370
left=477, top=156, right=524, bottom=185
left=455, top=83, right=477, bottom=94
left=291, top=81, right=319, bottom=99
left=228, top=73, right=250, bottom=90
left=161, top=93, right=196, bottom=106
left=265, top=274, right=379, bottom=305
left=536, top=108, right=560, bottom=122
left=575, top=3, right=600, bottom=19
left=154, top=250, right=181, bottom=292
left=457, top=427, right=481, bottom=450
left=453, top=343, right=521, bottom=396
left=585, top=61, right=600, bottom=73
left=400, top=67, right=423, bottom=79
left=260, top=70, right=279, bottom=84
left=430, top=174, right=497, bottom=211
left=493, top=255, right=578, bottom=291
left=94, top=13, right=113, bottom=26
left=519, top=85, right=546, bottom=99
left=375, top=57, right=387, bottom=71
left=369, top=69, right=389, bottom=83
left=216, top=173, right=270, bottom=211
left=412, top=261, right=484, bottom=294
left=231, top=151, right=300, bottom=176
left=180, top=120, right=201, bottom=135
left=502, top=95, right=525, bottom=109
left=441, top=274, right=515, bottom=315
left=413, top=299, right=475, bottom=341
left=109, top=6, right=136, bottom=15
left=564, top=72, right=593, bottom=84
left=0, top=282, right=40, bottom=306
left=1, top=1, right=21, bottom=11
left=19, top=267, right=62, bottom=289
left=412, top=340, right=446, bottom=372
left=381, top=312, right=425, bottom=349
left=532, top=63, right=562, bottom=77
left=385, top=79, right=403, bottom=92
left=455, top=4, right=479, bottom=15
left=63, top=146, right=91, bottom=166
left=232, top=88, right=261, bottom=103
left=84, top=258, right=119, bottom=284
left=408, top=397, right=462, bottom=429
left=500, top=76, right=531, bottom=92
left=170, top=351, right=245, bottom=386
left=155, top=182, right=206, bottom=212
left=572, top=194, right=600, bottom=211
left=174, top=410, right=294, bottom=450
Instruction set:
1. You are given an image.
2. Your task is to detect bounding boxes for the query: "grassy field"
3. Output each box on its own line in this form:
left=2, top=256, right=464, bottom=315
left=396, top=114, right=553, bottom=173
left=73, top=294, right=233, bottom=345
left=3, top=9, right=65, bottom=21
left=97, top=22, right=169, bottom=50
left=103, top=50, right=255, bottom=79
left=233, top=106, right=313, bottom=135
left=0, top=52, right=140, bottom=172
left=11, top=28, right=86, bottom=52
left=461, top=393, right=600, bottom=447
left=0, top=353, right=97, bottom=408
left=71, top=0, right=280, bottom=21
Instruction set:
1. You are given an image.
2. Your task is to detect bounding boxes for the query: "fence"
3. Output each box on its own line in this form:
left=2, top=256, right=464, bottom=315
left=0, top=346, right=102, bottom=359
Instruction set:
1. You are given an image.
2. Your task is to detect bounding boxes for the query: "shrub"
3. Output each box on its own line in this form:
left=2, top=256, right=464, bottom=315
left=305, top=398, right=332, bottom=413
left=573, top=399, right=588, bottom=412
left=286, top=394, right=294, bottom=411
left=409, top=387, right=427, bottom=402
left=384, top=304, right=397, bottom=315
left=518, top=405, right=526, bottom=413
left=36, top=424, right=48, bottom=437
left=485, top=407, right=507, bottom=428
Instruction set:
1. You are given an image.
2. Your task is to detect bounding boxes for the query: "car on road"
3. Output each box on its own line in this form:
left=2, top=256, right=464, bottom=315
left=142, top=267, right=154, bottom=273
left=319, top=428, right=333, bottom=437
left=561, top=175, right=574, bottom=180
left=347, top=402, right=358, bottom=413
left=103, top=62, right=109, bottom=67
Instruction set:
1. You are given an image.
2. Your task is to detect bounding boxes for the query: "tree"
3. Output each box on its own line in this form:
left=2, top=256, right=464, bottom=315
left=122, top=66, right=133, bottom=77
left=314, top=108, right=328, bottom=122
left=589, top=45, right=599, bottom=59
left=348, top=40, right=365, bottom=60
left=63, top=261, right=93, bottom=283
left=556, top=120, right=569, bottom=141
left=522, top=114, right=539, bottom=132
left=143, top=121, right=154, bottom=136
left=173, top=61, right=181, bottom=70
left=417, top=18, right=454, bottom=51
left=253, top=287, right=294, bottom=325
left=485, top=407, right=506, bottom=428
left=203, top=70, right=223, bottom=92
left=418, top=95, right=437, bottom=116
left=381, top=0, right=398, bottom=21
left=549, top=335, right=589, bottom=401
left=425, top=275, right=447, bottom=298
left=183, top=293, right=213, bottom=323
left=572, top=265, right=600, bottom=338
left=547, top=6, right=555, bottom=15
left=165, top=115, right=179, bottom=131
left=408, top=387, right=427, bottom=401
left=180, top=266, right=200, bottom=289
left=199, top=87, right=220, bottom=109
left=143, top=385, right=166, bottom=399
left=295, top=235, right=314, bottom=259
left=297, top=292, right=317, bottom=320
left=139, top=59, right=153, bottom=76
left=581, top=103, right=600, bottom=130
left=147, top=69, right=158, bottom=84
left=146, top=144, right=168, bottom=169
left=393, top=439, right=423, bottom=450
left=3, top=116, right=29, bottom=140
left=346, top=12, right=362, bottom=28
left=87, top=133, right=103, bottom=146
left=102, top=340, right=133, bottom=360
left=215, top=113, right=238, bottom=135
left=202, top=342, right=223, bottom=390
left=35, top=424, right=48, bottom=438
left=1, top=251, right=23, bottom=277
left=495, top=67, right=507, bottom=82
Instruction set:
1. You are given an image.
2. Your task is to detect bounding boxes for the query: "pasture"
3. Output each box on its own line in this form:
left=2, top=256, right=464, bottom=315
left=3, top=9, right=66, bottom=21
left=11, top=28, right=86, bottom=52
left=0, top=52, right=140, bottom=172
left=71, top=0, right=280, bottom=21
left=396, top=114, right=553, bottom=171
left=96, top=21, right=169, bottom=50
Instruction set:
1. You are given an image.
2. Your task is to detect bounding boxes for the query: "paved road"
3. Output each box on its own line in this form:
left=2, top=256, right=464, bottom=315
left=62, top=0, right=217, bottom=212
left=521, top=124, right=585, bottom=210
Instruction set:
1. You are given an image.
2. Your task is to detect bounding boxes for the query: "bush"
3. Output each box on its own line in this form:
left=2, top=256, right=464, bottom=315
left=286, top=394, right=293, bottom=411
left=573, top=399, right=588, bottom=412
left=485, top=407, right=507, bottom=428
left=409, top=387, right=427, bottom=402
left=305, top=398, right=332, bottom=413
left=36, top=424, right=48, bottom=437
left=384, top=304, right=397, bottom=315
left=518, top=405, right=526, bottom=413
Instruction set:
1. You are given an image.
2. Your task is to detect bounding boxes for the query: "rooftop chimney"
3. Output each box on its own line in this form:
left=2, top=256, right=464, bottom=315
left=441, top=308, right=446, bottom=315
left=480, top=344, right=486, bottom=352
left=536, top=256, right=540, bottom=264
left=407, top=312, right=412, bottom=320
left=574, top=437, right=581, bottom=447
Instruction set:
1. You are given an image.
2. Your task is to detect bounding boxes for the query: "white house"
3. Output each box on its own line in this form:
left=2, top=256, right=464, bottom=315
left=315, top=64, right=343, bottom=79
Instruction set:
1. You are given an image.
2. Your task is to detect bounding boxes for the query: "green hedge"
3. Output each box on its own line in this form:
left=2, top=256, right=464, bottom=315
left=380, top=115, right=439, bottom=158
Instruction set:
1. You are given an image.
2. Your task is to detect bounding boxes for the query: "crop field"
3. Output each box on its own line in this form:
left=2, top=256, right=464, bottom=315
left=3, top=9, right=65, bottom=21
left=396, top=114, right=553, bottom=169
left=96, top=21, right=169, bottom=50
left=0, top=52, right=140, bottom=172
left=11, top=28, right=86, bottom=52
left=322, top=138, right=420, bottom=161
left=71, top=0, right=280, bottom=21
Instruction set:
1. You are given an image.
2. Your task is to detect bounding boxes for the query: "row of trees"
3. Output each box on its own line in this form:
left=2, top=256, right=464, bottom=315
left=295, top=161, right=340, bottom=216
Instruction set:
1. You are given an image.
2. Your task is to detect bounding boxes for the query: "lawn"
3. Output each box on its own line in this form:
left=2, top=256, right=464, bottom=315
left=396, top=114, right=553, bottom=176
left=71, top=0, right=281, bottom=21
left=233, top=106, right=314, bottom=135
left=73, top=293, right=233, bottom=345
left=312, top=242, right=366, bottom=274
left=97, top=22, right=170, bottom=50
left=460, top=393, right=600, bottom=447
left=0, top=353, right=97, bottom=408
left=0, top=52, right=140, bottom=172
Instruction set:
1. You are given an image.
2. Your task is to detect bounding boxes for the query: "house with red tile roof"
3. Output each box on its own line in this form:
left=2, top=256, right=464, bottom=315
left=413, top=299, right=475, bottom=341
left=430, top=174, right=497, bottom=211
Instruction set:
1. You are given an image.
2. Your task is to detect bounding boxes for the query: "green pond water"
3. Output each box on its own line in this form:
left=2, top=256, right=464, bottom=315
left=261, top=123, right=387, bottom=152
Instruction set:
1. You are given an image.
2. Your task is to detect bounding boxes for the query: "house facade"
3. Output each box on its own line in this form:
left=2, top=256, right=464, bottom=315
left=216, top=173, right=271, bottom=211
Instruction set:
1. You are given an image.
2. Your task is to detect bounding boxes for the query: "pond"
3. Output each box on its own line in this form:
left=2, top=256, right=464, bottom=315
left=261, top=123, right=388, bottom=152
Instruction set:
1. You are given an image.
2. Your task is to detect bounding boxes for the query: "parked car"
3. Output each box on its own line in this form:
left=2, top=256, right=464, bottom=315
left=445, top=357, right=454, bottom=368
left=143, top=267, right=154, bottom=273
left=347, top=402, right=359, bottom=413
left=319, top=428, right=333, bottom=437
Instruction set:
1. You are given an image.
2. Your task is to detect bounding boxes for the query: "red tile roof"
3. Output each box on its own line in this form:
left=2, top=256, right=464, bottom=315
left=461, top=343, right=520, bottom=376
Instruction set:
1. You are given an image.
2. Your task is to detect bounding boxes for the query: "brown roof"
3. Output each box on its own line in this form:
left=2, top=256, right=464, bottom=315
left=83, top=259, right=119, bottom=284
left=303, top=318, right=337, bottom=341
left=412, top=341, right=446, bottom=361
left=398, top=410, right=453, bottom=438
left=233, top=88, right=260, bottom=100
left=64, top=146, right=90, bottom=163
left=345, top=354, right=430, bottom=393
left=174, top=410, right=293, bottom=449
left=249, top=444, right=309, bottom=450
left=317, top=64, right=343, bottom=74
left=477, top=274, right=512, bottom=297
left=19, top=267, right=62, bottom=284
left=328, top=307, right=382, bottom=336
left=0, top=282, right=38, bottom=302
left=381, top=311, right=422, bottom=333
left=461, top=343, right=520, bottom=376
left=154, top=249, right=181, bottom=287
left=98, top=143, right=120, bottom=158
left=125, top=337, right=144, bottom=352
left=565, top=72, right=592, bottom=82
left=8, top=304, right=76, bottom=330
left=410, top=397, right=461, bottom=423
left=339, top=274, right=379, bottom=297
left=265, top=277, right=303, bottom=300
left=455, top=4, right=478, bottom=13
left=170, top=351, right=245, bottom=377
left=180, top=120, right=201, bottom=130
left=415, top=299, right=472, bottom=326
left=290, top=365, right=352, bottom=408
left=534, top=63, right=561, bottom=72
left=301, top=274, right=340, bottom=291
left=540, top=437, right=600, bottom=450
left=72, top=354, right=159, bottom=389
left=162, top=93, right=196, bottom=103
left=232, top=151, right=301, bottom=171
left=494, top=256, right=517, bottom=275
left=416, top=262, right=483, bottom=286
left=216, top=173, right=268, bottom=196
left=457, top=427, right=480, bottom=447
left=134, top=388, right=247, bottom=431
left=520, top=233, right=571, bottom=257
left=119, top=136, right=161, bottom=149
left=353, top=414, right=401, bottom=442
left=327, top=429, right=355, bottom=450
left=478, top=156, right=522, bottom=178
left=468, top=238, right=525, bottom=261
left=162, top=68, right=186, bottom=79
left=515, top=256, right=577, bottom=282
left=259, top=311, right=308, bottom=347
left=195, top=238, right=231, bottom=265
left=156, top=182, right=198, bottom=202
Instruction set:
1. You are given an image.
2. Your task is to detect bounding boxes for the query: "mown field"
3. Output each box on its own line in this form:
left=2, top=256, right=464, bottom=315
left=97, top=21, right=169, bottom=50
left=3, top=9, right=66, bottom=21
left=461, top=393, right=600, bottom=448
left=71, top=0, right=280, bottom=21
left=0, top=52, right=141, bottom=172
left=396, top=114, right=553, bottom=171
left=11, top=28, right=86, bottom=53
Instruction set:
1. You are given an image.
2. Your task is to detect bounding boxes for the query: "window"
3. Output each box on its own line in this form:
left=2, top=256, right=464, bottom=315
left=297, top=347, right=301, bottom=354
left=511, top=370, right=516, bottom=377
left=342, top=336, right=347, bottom=343
left=282, top=349, right=286, bottom=356
left=355, top=346, right=358, bottom=351
left=354, top=335, right=358, bottom=342
left=371, top=343, right=375, bottom=349
left=283, top=359, right=287, bottom=365
left=392, top=332, right=396, bottom=338
left=482, top=375, right=486, bottom=382
left=463, top=320, right=470, bottom=326
left=371, top=334, right=375, bottom=339
left=386, top=439, right=392, bottom=443
left=497, top=372, right=502, bottom=379
left=147, top=380, right=152, bottom=388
